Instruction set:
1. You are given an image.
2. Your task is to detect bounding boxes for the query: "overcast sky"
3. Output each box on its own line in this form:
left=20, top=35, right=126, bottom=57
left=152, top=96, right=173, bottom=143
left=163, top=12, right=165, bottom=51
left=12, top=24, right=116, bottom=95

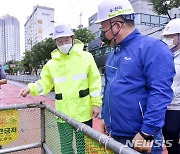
left=0, top=0, right=103, bottom=56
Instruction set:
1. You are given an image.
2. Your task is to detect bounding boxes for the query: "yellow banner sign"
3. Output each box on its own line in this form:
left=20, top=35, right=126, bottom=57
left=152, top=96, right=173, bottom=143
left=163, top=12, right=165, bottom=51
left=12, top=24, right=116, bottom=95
left=0, top=110, right=18, bottom=145
left=85, top=135, right=113, bottom=154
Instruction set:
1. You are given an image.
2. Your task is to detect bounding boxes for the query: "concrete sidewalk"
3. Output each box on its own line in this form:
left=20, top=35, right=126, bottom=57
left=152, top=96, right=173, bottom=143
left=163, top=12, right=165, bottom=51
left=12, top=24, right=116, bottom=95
left=0, top=81, right=54, bottom=107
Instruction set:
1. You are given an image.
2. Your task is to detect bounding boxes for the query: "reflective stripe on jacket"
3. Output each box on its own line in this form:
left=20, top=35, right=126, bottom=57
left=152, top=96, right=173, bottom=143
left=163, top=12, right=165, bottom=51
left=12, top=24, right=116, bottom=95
left=28, top=39, right=102, bottom=122
left=0, top=65, right=6, bottom=79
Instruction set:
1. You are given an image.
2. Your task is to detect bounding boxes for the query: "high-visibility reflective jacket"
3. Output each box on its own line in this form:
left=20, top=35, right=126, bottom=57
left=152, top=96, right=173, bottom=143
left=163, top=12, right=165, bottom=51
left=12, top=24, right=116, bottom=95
left=28, top=39, right=102, bottom=122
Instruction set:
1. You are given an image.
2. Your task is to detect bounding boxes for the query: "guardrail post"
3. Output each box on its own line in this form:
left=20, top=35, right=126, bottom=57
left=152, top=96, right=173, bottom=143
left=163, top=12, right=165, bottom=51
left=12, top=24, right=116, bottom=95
left=40, top=102, right=45, bottom=154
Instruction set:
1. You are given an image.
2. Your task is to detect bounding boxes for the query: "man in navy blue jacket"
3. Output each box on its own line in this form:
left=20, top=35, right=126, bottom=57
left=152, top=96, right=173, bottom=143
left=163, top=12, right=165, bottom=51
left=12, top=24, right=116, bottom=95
left=0, top=64, right=7, bottom=87
left=95, top=0, right=175, bottom=153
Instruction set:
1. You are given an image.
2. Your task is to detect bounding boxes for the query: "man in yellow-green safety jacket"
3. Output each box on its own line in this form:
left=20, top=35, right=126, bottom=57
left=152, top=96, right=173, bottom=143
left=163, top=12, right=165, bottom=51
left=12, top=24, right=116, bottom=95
left=19, top=23, right=102, bottom=153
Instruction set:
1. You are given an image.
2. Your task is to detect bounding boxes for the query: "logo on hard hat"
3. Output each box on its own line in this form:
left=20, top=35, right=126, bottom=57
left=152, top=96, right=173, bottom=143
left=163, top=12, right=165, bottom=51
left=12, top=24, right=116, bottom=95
left=56, top=31, right=64, bottom=34
left=110, top=6, right=122, bottom=13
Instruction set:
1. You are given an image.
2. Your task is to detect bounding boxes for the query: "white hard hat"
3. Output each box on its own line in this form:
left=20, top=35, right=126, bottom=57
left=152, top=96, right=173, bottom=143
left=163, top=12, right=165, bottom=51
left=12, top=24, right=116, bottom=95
left=53, top=24, right=74, bottom=39
left=162, top=18, right=180, bottom=36
left=95, top=0, right=135, bottom=24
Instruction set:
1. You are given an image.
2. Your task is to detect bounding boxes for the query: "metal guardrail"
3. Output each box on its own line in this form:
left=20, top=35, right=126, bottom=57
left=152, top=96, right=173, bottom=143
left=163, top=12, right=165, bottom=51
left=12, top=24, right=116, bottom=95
left=6, top=74, right=105, bottom=92
left=6, top=75, right=40, bottom=83
left=7, top=75, right=105, bottom=85
left=0, top=102, right=140, bottom=154
left=0, top=142, right=42, bottom=154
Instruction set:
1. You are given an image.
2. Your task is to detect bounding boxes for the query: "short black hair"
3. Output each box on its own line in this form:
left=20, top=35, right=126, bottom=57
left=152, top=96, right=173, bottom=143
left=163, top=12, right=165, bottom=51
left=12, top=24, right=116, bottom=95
left=114, top=15, right=135, bottom=27
left=124, top=19, right=135, bottom=27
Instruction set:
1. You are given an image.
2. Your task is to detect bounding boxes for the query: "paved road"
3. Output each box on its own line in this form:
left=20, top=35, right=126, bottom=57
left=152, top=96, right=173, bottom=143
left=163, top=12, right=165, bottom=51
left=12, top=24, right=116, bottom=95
left=0, top=81, right=54, bottom=107
left=8, top=80, right=55, bottom=100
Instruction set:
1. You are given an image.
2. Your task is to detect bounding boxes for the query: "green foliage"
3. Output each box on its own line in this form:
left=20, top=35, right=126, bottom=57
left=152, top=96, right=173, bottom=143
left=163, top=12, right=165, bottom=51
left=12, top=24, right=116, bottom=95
left=74, top=28, right=95, bottom=44
left=5, top=61, right=22, bottom=74
left=22, top=50, right=34, bottom=72
left=22, top=38, right=56, bottom=72
left=150, top=0, right=180, bottom=17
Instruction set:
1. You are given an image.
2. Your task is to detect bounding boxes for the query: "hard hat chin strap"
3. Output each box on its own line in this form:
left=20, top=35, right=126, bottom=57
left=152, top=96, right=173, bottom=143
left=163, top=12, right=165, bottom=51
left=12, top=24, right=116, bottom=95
left=109, top=20, right=124, bottom=54
left=67, top=36, right=74, bottom=55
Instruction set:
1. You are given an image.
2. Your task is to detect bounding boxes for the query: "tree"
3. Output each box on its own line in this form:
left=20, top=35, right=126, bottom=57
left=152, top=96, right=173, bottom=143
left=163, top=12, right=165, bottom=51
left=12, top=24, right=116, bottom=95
left=22, top=50, right=34, bottom=73
left=150, top=0, right=180, bottom=19
left=22, top=38, right=56, bottom=73
left=74, top=28, right=95, bottom=50
left=31, top=38, right=56, bottom=67
left=6, top=60, right=17, bottom=74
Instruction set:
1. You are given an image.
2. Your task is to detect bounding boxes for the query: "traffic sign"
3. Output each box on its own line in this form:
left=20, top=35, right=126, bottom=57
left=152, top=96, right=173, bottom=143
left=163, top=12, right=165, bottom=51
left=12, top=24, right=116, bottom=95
left=3, top=65, right=9, bottom=70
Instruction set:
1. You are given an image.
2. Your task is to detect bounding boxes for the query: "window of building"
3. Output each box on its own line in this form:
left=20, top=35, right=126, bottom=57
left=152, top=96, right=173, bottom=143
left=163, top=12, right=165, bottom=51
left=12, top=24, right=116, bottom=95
left=160, top=17, right=169, bottom=26
left=136, top=13, right=169, bottom=27
left=141, top=14, right=151, bottom=25
left=134, top=14, right=141, bottom=24
left=38, top=29, right=42, bottom=33
left=151, top=15, right=159, bottom=26
left=38, top=20, right=42, bottom=24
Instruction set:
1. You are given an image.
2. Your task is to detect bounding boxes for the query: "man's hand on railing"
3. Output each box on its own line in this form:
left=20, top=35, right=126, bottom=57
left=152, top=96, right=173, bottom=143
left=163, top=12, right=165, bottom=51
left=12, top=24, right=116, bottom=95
left=19, top=86, right=30, bottom=97
left=133, top=133, right=153, bottom=153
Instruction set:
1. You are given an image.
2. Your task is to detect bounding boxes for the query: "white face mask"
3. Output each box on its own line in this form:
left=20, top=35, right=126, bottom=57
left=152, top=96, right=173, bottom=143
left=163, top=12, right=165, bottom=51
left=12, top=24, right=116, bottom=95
left=163, top=38, right=176, bottom=49
left=58, top=44, right=72, bottom=54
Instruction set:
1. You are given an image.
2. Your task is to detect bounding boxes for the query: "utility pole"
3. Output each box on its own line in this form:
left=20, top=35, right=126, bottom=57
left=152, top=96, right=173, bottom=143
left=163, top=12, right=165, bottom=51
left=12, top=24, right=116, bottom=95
left=79, top=12, right=83, bottom=29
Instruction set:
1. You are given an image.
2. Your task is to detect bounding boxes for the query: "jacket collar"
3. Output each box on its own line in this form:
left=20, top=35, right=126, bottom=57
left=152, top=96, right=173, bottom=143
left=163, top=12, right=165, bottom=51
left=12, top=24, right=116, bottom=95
left=118, top=29, right=141, bottom=48
left=51, top=39, right=84, bottom=60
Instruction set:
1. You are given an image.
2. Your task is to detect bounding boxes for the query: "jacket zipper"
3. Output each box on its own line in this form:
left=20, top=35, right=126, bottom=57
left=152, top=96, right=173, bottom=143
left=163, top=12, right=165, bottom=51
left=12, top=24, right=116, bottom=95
left=107, top=48, right=122, bottom=135
left=107, top=55, right=119, bottom=135
left=138, top=101, right=144, bottom=118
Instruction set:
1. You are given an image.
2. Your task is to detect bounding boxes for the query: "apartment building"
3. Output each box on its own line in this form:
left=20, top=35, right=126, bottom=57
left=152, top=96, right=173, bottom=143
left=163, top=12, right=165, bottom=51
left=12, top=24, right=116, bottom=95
left=0, top=14, right=20, bottom=64
left=24, top=5, right=54, bottom=51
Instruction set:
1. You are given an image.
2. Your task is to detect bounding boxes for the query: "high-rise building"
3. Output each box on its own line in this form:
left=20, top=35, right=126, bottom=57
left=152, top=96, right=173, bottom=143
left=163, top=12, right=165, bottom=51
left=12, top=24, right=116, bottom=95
left=0, top=14, right=20, bottom=64
left=0, top=19, right=5, bottom=64
left=24, top=5, right=54, bottom=51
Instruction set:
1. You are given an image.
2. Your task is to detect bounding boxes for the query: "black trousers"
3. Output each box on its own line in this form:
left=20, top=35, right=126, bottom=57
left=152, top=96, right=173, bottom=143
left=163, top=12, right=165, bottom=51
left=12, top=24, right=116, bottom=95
left=83, top=119, right=92, bottom=127
left=162, top=110, right=180, bottom=154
